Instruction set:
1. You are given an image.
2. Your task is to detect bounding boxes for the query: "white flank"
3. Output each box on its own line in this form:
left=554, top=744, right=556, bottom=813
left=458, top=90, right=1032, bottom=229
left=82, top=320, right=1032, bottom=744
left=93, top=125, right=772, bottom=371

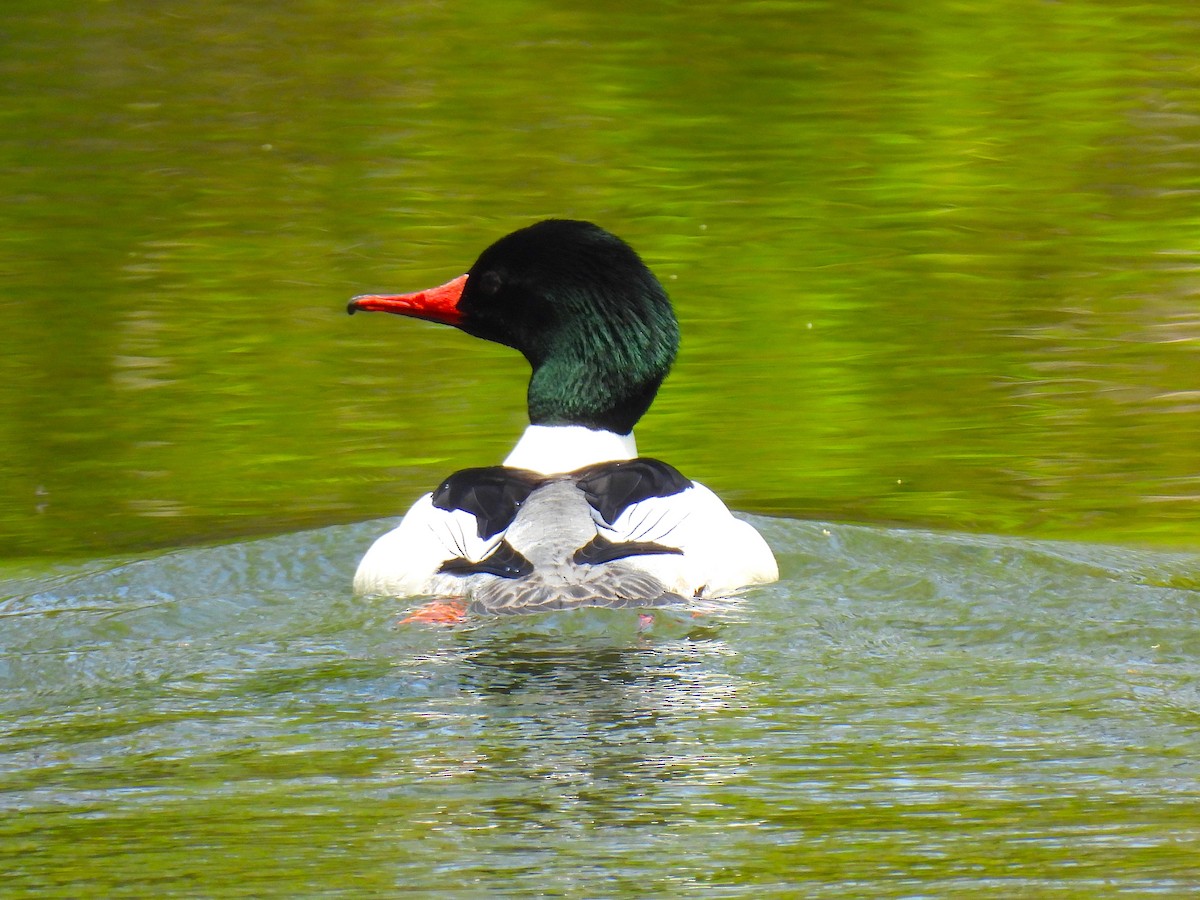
left=352, top=425, right=780, bottom=600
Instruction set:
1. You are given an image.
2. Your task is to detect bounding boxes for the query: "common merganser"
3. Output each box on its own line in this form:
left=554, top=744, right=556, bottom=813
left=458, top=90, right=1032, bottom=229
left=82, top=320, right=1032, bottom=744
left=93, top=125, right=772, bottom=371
left=347, top=219, right=778, bottom=617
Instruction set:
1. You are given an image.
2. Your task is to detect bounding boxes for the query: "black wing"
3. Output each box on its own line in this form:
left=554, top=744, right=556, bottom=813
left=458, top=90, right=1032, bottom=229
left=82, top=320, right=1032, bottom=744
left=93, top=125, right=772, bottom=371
left=437, top=540, right=534, bottom=579
left=430, top=466, right=545, bottom=539
left=573, top=457, right=692, bottom=525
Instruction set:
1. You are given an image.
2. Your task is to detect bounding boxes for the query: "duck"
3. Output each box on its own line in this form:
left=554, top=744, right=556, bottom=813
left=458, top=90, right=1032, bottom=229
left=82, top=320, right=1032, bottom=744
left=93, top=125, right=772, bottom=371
left=347, top=219, right=778, bottom=618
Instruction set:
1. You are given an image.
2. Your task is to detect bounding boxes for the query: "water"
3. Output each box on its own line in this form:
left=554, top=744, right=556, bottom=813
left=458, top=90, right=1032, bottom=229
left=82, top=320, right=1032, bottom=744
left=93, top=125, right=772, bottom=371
left=4, top=0, right=1200, bottom=556
left=3, top=518, right=1199, bottom=896
left=5, top=0, right=1200, bottom=893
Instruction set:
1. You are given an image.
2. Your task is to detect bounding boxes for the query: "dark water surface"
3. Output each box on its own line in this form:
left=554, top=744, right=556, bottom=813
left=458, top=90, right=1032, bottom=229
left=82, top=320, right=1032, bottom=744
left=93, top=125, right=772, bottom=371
left=3, top=0, right=1200, bottom=556
left=4, top=0, right=1200, bottom=895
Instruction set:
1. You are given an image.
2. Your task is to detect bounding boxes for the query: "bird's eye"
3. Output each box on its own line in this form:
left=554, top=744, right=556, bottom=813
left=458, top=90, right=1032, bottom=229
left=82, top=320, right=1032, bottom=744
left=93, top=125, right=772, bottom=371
left=477, top=270, right=502, bottom=296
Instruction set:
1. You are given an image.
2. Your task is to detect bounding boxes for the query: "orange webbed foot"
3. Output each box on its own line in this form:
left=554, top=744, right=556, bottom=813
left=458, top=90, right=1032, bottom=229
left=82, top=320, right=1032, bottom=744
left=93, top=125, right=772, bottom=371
left=401, top=600, right=468, bottom=625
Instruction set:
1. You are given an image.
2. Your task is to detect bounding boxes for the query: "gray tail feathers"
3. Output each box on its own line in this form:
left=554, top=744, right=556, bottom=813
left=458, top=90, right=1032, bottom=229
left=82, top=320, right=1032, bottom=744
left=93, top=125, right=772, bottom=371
left=468, top=564, right=686, bottom=616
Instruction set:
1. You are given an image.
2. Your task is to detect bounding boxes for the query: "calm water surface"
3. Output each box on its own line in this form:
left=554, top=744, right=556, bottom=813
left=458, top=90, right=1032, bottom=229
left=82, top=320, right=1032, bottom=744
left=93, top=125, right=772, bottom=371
left=3, top=0, right=1200, bottom=555
left=4, top=0, right=1200, bottom=895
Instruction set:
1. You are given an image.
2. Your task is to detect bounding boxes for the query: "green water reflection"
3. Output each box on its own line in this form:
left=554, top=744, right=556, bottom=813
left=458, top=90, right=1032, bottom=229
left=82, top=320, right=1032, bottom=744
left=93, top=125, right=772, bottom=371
left=3, top=0, right=1199, bottom=558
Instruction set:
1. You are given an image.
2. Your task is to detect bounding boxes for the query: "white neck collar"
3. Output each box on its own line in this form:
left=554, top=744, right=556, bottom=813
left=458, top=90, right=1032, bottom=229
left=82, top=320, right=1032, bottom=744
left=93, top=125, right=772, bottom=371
left=503, top=425, right=637, bottom=474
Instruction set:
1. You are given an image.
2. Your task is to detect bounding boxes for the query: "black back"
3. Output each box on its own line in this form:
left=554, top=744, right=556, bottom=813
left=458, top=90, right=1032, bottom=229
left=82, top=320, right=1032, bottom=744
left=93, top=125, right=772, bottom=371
left=430, top=466, right=543, bottom=539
